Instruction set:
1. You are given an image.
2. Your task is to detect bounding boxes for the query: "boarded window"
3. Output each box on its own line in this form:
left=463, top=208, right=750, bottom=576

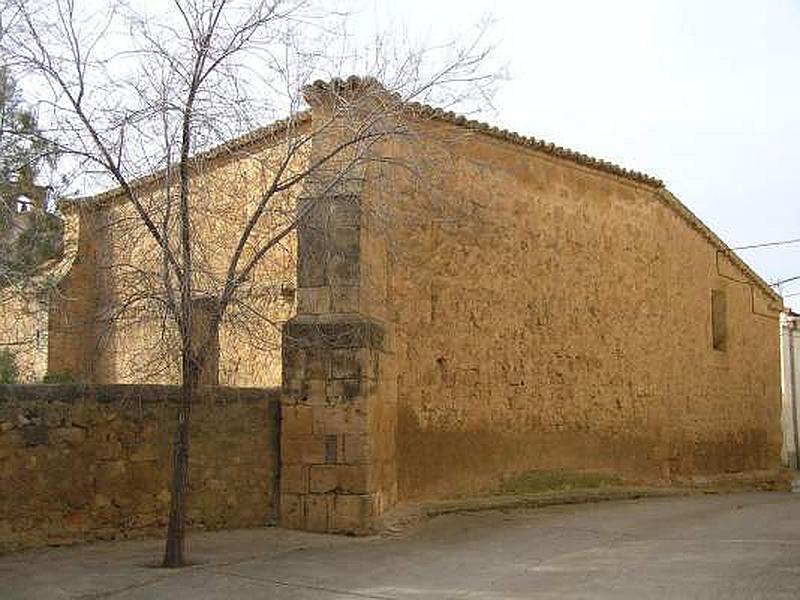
left=324, top=434, right=338, bottom=464
left=711, top=289, right=727, bottom=351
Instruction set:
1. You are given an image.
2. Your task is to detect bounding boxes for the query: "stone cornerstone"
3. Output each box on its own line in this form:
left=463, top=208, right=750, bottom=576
left=278, top=82, right=398, bottom=533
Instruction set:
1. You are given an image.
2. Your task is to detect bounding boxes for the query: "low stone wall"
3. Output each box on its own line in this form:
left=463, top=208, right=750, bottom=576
left=0, top=384, right=280, bottom=552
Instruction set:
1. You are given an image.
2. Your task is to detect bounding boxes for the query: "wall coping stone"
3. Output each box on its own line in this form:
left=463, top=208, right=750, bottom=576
left=284, top=314, right=386, bottom=351
left=0, top=384, right=281, bottom=405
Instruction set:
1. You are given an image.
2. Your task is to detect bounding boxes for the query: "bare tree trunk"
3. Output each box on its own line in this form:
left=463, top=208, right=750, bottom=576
left=5, top=0, right=498, bottom=569
left=163, top=350, right=197, bottom=567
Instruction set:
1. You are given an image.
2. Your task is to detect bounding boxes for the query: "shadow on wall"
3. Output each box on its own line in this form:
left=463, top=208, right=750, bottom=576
left=396, top=405, right=780, bottom=501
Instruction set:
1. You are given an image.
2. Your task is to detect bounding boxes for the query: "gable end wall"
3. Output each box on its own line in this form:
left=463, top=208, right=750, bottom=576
left=382, top=126, right=783, bottom=500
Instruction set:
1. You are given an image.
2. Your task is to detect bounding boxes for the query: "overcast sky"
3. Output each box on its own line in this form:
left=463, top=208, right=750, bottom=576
left=29, top=0, right=800, bottom=303
left=348, top=0, right=800, bottom=305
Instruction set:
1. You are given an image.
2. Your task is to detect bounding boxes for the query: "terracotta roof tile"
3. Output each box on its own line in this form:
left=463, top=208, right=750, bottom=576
left=65, top=76, right=778, bottom=305
left=62, top=111, right=312, bottom=207
left=402, top=100, right=664, bottom=188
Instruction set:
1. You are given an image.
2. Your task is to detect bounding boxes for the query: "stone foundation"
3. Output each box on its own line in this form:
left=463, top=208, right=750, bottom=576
left=280, top=315, right=396, bottom=533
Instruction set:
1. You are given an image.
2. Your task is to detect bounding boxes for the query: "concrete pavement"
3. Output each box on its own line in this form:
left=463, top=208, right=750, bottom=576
left=1, top=492, right=799, bottom=599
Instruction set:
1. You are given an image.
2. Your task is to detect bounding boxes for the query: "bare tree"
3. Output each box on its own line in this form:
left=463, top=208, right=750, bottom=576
left=1, top=0, right=496, bottom=566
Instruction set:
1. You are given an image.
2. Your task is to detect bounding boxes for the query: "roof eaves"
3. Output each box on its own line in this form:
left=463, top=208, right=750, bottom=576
left=655, top=188, right=782, bottom=305
left=61, top=110, right=312, bottom=208
left=400, top=100, right=777, bottom=305
left=405, top=102, right=665, bottom=189
left=54, top=76, right=778, bottom=305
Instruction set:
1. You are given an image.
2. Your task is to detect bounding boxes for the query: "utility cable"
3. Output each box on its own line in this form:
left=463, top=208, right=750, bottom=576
left=732, top=237, right=800, bottom=251
left=773, top=275, right=800, bottom=287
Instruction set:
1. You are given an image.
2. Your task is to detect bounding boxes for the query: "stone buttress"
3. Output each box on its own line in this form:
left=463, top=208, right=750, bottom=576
left=279, top=78, right=399, bottom=532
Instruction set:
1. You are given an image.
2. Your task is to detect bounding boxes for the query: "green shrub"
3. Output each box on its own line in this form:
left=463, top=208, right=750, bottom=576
left=42, top=371, right=83, bottom=384
left=499, top=469, right=624, bottom=495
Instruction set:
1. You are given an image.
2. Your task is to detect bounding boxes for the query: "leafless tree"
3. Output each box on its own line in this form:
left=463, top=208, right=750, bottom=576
left=1, top=0, right=497, bottom=566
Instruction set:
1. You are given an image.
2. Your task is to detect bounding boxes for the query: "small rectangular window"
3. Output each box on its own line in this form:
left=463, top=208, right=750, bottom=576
left=711, top=289, right=727, bottom=351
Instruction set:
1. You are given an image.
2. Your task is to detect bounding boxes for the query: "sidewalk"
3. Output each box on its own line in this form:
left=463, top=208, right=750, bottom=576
left=2, top=490, right=798, bottom=599
left=0, top=526, right=357, bottom=599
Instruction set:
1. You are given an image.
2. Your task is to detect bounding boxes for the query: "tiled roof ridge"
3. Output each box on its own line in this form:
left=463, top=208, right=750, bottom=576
left=655, top=188, right=781, bottom=303
left=407, top=102, right=664, bottom=188
left=302, top=75, right=664, bottom=188
left=65, top=75, right=778, bottom=305
left=72, top=76, right=664, bottom=205
left=62, top=111, right=312, bottom=207
left=388, top=91, right=776, bottom=304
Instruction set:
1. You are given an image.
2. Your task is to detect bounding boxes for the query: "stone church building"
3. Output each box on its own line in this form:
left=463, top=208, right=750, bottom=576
left=0, top=77, right=785, bottom=536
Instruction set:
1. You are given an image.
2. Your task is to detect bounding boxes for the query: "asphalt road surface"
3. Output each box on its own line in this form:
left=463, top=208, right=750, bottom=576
left=1, top=492, right=799, bottom=599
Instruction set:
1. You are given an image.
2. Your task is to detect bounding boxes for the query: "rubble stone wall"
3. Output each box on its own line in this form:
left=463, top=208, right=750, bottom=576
left=383, top=122, right=784, bottom=500
left=0, top=384, right=280, bottom=552
left=0, top=292, right=47, bottom=382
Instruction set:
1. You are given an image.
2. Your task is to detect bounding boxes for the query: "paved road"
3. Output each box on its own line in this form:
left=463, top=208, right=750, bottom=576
left=2, top=492, right=800, bottom=599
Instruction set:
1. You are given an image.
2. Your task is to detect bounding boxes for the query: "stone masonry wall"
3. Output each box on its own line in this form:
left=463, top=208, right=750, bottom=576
left=383, top=122, right=784, bottom=500
left=0, top=90, right=785, bottom=540
left=280, top=317, right=397, bottom=533
left=278, top=81, right=399, bottom=534
left=0, top=291, right=47, bottom=382
left=0, top=210, right=82, bottom=383
left=44, top=135, right=304, bottom=387
left=0, top=384, right=280, bottom=552
left=47, top=207, right=100, bottom=381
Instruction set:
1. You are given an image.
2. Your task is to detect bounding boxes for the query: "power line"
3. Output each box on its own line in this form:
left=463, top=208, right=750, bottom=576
left=772, top=275, right=800, bottom=287
left=732, top=237, right=800, bottom=250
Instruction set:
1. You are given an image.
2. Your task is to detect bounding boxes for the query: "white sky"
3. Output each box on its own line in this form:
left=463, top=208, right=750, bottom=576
left=347, top=0, right=800, bottom=305
left=27, top=0, right=800, bottom=304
